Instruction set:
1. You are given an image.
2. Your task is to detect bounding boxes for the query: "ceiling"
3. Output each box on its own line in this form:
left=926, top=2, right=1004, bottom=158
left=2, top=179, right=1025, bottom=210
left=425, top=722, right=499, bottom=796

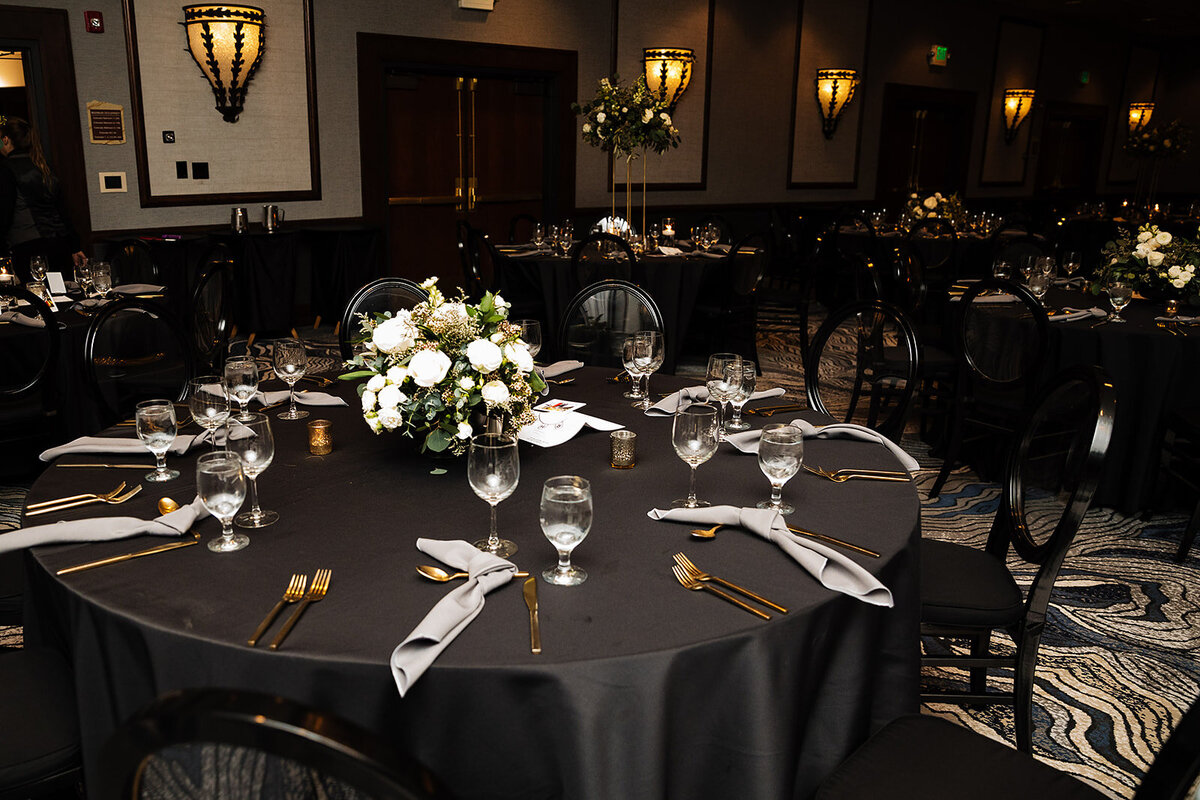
left=1006, top=0, right=1200, bottom=40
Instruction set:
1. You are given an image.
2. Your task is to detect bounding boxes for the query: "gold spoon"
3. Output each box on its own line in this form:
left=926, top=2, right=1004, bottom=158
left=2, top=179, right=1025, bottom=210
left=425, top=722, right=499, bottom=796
left=415, top=565, right=529, bottom=582
left=689, top=524, right=724, bottom=540
left=158, top=497, right=180, bottom=515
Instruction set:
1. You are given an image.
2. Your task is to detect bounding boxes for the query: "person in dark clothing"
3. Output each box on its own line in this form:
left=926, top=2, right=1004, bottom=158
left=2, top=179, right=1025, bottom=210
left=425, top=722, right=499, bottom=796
left=0, top=115, right=87, bottom=282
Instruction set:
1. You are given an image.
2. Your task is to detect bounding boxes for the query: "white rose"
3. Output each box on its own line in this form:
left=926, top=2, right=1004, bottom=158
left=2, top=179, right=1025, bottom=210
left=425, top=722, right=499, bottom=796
left=582, top=123, right=591, bottom=133
left=377, top=407, right=403, bottom=431
left=1185, top=264, right=1197, bottom=274
left=466, top=339, right=504, bottom=373
left=504, top=342, right=534, bottom=372
left=368, top=416, right=383, bottom=433
left=1156, top=231, right=1173, bottom=246
left=431, top=302, right=468, bottom=328
left=1168, top=265, right=1182, bottom=279
left=923, top=197, right=938, bottom=210
left=493, top=293, right=509, bottom=310
left=378, top=384, right=405, bottom=409
left=385, top=365, right=407, bottom=384
left=910, top=193, right=919, bottom=199
left=419, top=276, right=438, bottom=291
left=1137, top=231, right=1153, bottom=243
left=934, top=192, right=943, bottom=200
left=1173, top=277, right=1188, bottom=288
left=372, top=317, right=416, bottom=355
left=366, top=375, right=386, bottom=392
left=660, top=112, right=672, bottom=126
left=490, top=332, right=504, bottom=343
left=408, top=350, right=452, bottom=387
left=1135, top=243, right=1153, bottom=258
left=927, top=211, right=937, bottom=218
left=642, top=109, right=653, bottom=124
left=596, top=111, right=606, bottom=123
left=481, top=380, right=510, bottom=404
left=457, top=421, right=473, bottom=439
left=1147, top=250, right=1165, bottom=267
left=361, top=390, right=377, bottom=412
left=459, top=376, right=474, bottom=391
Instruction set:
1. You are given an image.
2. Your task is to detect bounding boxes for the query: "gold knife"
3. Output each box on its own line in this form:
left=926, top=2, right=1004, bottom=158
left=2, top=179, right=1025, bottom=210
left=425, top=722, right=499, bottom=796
left=57, top=533, right=201, bottom=575
left=523, top=576, right=541, bottom=655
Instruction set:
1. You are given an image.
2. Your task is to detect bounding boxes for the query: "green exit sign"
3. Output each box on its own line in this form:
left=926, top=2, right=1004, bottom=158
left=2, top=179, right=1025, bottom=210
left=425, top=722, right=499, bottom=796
left=1079, top=70, right=1091, bottom=85
left=928, top=45, right=950, bottom=67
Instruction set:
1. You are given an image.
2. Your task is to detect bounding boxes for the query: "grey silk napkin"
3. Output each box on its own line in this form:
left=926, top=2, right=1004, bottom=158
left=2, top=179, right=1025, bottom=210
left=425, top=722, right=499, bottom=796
left=0, top=496, right=209, bottom=555
left=115, top=283, right=167, bottom=294
left=40, top=432, right=208, bottom=462
left=646, top=386, right=786, bottom=416
left=0, top=310, right=46, bottom=327
left=253, top=389, right=347, bottom=407
left=391, top=539, right=520, bottom=697
left=542, top=360, right=584, bottom=378
left=1050, top=307, right=1106, bottom=323
left=648, top=505, right=893, bottom=607
left=725, top=420, right=920, bottom=473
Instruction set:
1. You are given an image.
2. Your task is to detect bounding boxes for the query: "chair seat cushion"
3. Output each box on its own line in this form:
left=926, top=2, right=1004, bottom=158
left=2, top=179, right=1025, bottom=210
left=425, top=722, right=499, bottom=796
left=816, top=714, right=1107, bottom=800
left=0, top=647, right=80, bottom=789
left=920, top=539, right=1024, bottom=627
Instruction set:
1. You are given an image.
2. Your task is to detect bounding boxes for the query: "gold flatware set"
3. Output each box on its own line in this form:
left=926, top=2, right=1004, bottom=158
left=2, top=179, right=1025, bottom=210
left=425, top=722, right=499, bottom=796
left=687, top=522, right=880, bottom=558
left=415, top=565, right=529, bottom=582
left=803, top=464, right=910, bottom=483
left=26, top=482, right=143, bottom=516
left=266, top=568, right=332, bottom=650
left=673, top=552, right=788, bottom=614
left=56, top=463, right=156, bottom=470
left=671, top=563, right=771, bottom=620
left=744, top=404, right=806, bottom=417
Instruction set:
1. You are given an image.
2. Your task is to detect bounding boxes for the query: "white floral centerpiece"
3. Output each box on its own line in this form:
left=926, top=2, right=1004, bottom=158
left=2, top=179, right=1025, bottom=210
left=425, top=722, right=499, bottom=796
left=340, top=278, right=545, bottom=455
left=1096, top=224, right=1200, bottom=303
left=902, top=191, right=965, bottom=229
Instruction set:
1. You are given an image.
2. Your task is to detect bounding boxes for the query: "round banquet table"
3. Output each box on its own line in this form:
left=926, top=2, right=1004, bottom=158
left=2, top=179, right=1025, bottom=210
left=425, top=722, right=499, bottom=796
left=21, top=368, right=920, bottom=800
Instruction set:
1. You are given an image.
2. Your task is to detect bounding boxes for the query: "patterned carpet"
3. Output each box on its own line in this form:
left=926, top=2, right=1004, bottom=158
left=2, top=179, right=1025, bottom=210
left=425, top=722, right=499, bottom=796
left=2, top=314, right=1198, bottom=797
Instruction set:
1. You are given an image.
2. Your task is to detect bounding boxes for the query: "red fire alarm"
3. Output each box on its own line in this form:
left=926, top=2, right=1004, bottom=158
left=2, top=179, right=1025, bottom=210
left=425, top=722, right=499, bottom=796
left=84, top=11, right=104, bottom=34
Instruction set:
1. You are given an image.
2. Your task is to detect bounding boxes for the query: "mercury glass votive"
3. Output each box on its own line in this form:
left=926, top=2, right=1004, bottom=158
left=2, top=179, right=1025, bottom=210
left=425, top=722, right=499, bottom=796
left=1166, top=299, right=1179, bottom=318
left=611, top=430, right=636, bottom=469
left=307, top=419, right=332, bottom=455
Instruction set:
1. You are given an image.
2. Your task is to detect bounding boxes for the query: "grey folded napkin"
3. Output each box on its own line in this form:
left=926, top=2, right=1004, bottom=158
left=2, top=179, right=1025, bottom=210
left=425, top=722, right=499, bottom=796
left=646, top=386, right=786, bottom=417
left=542, top=360, right=584, bottom=378
left=1050, top=307, right=1106, bottom=323
left=726, top=419, right=920, bottom=473
left=73, top=298, right=113, bottom=309
left=115, top=283, right=167, bottom=294
left=647, top=505, right=893, bottom=607
left=1053, top=277, right=1087, bottom=288
left=1, top=496, right=209, bottom=555
left=0, top=310, right=45, bottom=327
left=695, top=251, right=725, bottom=259
left=709, top=243, right=731, bottom=254
left=39, top=432, right=209, bottom=462
left=948, top=293, right=1017, bottom=303
left=391, top=539, right=520, bottom=696
left=657, top=246, right=684, bottom=256
left=1155, top=314, right=1200, bottom=323
left=506, top=249, right=553, bottom=259
left=253, top=389, right=347, bottom=407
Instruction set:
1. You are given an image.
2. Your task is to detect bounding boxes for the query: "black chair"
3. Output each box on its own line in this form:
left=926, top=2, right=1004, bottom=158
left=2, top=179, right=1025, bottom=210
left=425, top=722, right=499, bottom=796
left=0, top=647, right=82, bottom=800
left=989, top=232, right=1048, bottom=275
left=189, top=245, right=235, bottom=373
left=507, top=212, right=539, bottom=244
left=689, top=233, right=770, bottom=363
left=830, top=210, right=879, bottom=264
left=817, top=690, right=1200, bottom=799
left=928, top=278, right=1050, bottom=498
left=920, top=366, right=1116, bottom=753
left=107, top=238, right=159, bottom=286
left=557, top=279, right=663, bottom=368
left=83, top=299, right=194, bottom=427
left=97, top=688, right=443, bottom=800
left=1156, top=407, right=1200, bottom=561
left=905, top=216, right=958, bottom=284
left=338, top=278, right=429, bottom=360
left=805, top=300, right=921, bottom=443
left=570, top=232, right=638, bottom=287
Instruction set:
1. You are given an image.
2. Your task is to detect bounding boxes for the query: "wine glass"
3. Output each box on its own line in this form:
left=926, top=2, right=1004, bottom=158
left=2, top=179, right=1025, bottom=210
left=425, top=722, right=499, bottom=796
left=1019, top=255, right=1036, bottom=284
left=73, top=261, right=92, bottom=297
left=540, top=476, right=592, bottom=586
left=91, top=261, right=113, bottom=299
left=197, top=451, right=248, bottom=553
left=992, top=258, right=1012, bottom=281
left=516, top=319, right=542, bottom=361
left=28, top=255, right=47, bottom=287
left=1035, top=255, right=1056, bottom=278
left=189, top=376, right=231, bottom=450
left=1028, top=272, right=1050, bottom=306
left=647, top=223, right=661, bottom=252
left=621, top=336, right=646, bottom=400
left=725, top=360, right=757, bottom=433
left=273, top=338, right=309, bottom=420
left=228, top=412, right=278, bottom=528
left=705, top=353, right=743, bottom=439
left=224, top=357, right=259, bottom=421
left=135, top=400, right=180, bottom=483
left=468, top=433, right=519, bottom=557
left=756, top=424, right=804, bottom=515
left=1105, top=281, right=1133, bottom=323
left=531, top=223, right=545, bottom=247
left=1062, top=251, right=1082, bottom=282
left=671, top=403, right=719, bottom=508
left=630, top=330, right=664, bottom=410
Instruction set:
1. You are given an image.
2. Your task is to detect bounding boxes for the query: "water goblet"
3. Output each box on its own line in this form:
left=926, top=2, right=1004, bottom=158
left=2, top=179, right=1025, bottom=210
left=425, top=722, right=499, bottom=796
left=756, top=424, right=804, bottom=515
left=621, top=336, right=646, bottom=400
left=725, top=360, right=757, bottom=433
left=647, top=223, right=661, bottom=252
left=517, top=319, right=543, bottom=361
left=73, top=261, right=92, bottom=297
left=468, top=433, right=519, bottom=557
left=197, top=451, right=248, bottom=553
left=992, top=258, right=1012, bottom=281
left=28, top=255, right=47, bottom=286
left=1028, top=272, right=1050, bottom=307
left=1062, top=251, right=1082, bottom=281
left=224, top=357, right=259, bottom=421
left=1035, top=255, right=1056, bottom=279
left=135, top=400, right=180, bottom=482
left=531, top=223, right=545, bottom=247
left=189, top=376, right=231, bottom=450
left=273, top=338, right=310, bottom=420
left=630, top=330, right=664, bottom=410
left=91, top=261, right=113, bottom=299
left=671, top=403, right=719, bottom=508
left=1105, top=281, right=1132, bottom=323
left=540, top=476, right=592, bottom=586
left=1019, top=255, right=1036, bottom=284
left=705, top=352, right=743, bottom=439
left=228, top=412, right=278, bottom=528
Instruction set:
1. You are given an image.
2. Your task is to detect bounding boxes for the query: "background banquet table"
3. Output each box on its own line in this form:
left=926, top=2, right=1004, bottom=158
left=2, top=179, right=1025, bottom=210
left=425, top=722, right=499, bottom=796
left=21, top=369, right=920, bottom=799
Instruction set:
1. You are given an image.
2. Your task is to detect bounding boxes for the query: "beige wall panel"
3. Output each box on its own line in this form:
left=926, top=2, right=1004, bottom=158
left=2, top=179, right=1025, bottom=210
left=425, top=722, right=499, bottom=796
left=979, top=20, right=1043, bottom=186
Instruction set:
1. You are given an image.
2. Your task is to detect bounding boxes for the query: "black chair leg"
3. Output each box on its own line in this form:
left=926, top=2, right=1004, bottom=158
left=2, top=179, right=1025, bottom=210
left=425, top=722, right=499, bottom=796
left=1013, top=633, right=1041, bottom=753
left=1175, top=498, right=1200, bottom=562
left=968, top=632, right=991, bottom=696
left=929, top=403, right=964, bottom=498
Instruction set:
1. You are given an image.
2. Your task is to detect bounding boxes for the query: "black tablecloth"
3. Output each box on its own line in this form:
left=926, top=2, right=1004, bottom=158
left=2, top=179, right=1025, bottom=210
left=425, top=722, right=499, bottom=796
left=22, top=370, right=920, bottom=799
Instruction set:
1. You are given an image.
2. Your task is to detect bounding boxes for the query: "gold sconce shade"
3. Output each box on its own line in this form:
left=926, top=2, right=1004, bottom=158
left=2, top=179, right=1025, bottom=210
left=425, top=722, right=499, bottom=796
left=643, top=48, right=695, bottom=109
left=182, top=4, right=266, bottom=123
left=814, top=69, right=859, bottom=140
left=1128, top=102, right=1155, bottom=134
left=1002, top=88, right=1035, bottom=144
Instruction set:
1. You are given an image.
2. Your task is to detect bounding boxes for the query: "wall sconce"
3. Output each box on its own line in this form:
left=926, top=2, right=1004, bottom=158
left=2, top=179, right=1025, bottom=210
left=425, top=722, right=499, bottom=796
left=1002, top=88, right=1035, bottom=144
left=643, top=48, right=695, bottom=109
left=814, top=69, right=859, bottom=140
left=1128, top=102, right=1155, bottom=135
left=182, top=5, right=266, bottom=123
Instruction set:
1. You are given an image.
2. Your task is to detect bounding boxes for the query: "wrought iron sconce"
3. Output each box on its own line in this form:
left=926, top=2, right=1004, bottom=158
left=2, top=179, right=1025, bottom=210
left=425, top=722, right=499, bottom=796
left=1002, top=88, right=1035, bottom=144
left=814, top=69, right=859, bottom=140
left=1128, top=102, right=1155, bottom=135
left=182, top=4, right=266, bottom=123
left=643, top=48, right=695, bottom=110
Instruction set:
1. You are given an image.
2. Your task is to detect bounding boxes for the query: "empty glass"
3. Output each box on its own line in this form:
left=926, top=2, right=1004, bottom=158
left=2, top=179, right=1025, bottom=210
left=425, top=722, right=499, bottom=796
left=189, top=376, right=231, bottom=450
left=516, top=319, right=542, bottom=361
left=228, top=413, right=278, bottom=528
left=73, top=261, right=92, bottom=297
left=1062, top=251, right=1082, bottom=280
left=540, top=476, right=592, bottom=586
left=726, top=360, right=757, bottom=432
left=705, top=353, right=743, bottom=439
left=756, top=424, right=804, bottom=515
left=1035, top=255, right=1056, bottom=278
left=671, top=403, right=719, bottom=508
left=135, top=400, right=180, bottom=482
left=197, top=451, right=248, bottom=553
left=1028, top=272, right=1050, bottom=306
left=468, top=433, right=520, bottom=557
left=224, top=357, right=259, bottom=421
left=273, top=338, right=309, bottom=420
left=992, top=258, right=1012, bottom=281
left=647, top=223, right=661, bottom=252
left=91, top=261, right=113, bottom=299
left=28, top=255, right=47, bottom=286
left=630, top=330, right=664, bottom=410
left=1105, top=282, right=1133, bottom=323
left=621, top=336, right=647, bottom=400
left=531, top=223, right=545, bottom=247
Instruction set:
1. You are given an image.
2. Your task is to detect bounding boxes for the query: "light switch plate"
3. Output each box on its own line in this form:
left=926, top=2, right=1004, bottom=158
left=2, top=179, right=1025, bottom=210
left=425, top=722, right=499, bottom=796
left=98, top=171, right=127, bottom=193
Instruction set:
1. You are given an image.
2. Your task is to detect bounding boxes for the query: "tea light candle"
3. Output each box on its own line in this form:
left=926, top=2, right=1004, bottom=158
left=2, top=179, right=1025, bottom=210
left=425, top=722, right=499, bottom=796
left=610, top=430, right=636, bottom=469
left=307, top=419, right=332, bottom=455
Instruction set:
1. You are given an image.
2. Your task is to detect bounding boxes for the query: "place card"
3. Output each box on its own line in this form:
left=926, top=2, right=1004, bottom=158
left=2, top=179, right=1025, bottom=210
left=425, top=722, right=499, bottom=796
left=47, top=271, right=68, bottom=295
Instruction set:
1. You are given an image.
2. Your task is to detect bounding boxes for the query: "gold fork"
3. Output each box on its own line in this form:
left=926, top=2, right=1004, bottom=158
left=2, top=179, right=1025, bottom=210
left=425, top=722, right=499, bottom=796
left=27, top=485, right=143, bottom=516
left=27, top=481, right=126, bottom=510
left=673, top=553, right=788, bottom=613
left=671, top=564, right=770, bottom=620
left=803, top=464, right=910, bottom=483
left=248, top=573, right=308, bottom=646
left=269, top=569, right=331, bottom=650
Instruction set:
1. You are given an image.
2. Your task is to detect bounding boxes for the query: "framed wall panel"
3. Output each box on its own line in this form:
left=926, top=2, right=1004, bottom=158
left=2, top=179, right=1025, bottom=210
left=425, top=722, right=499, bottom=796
left=1106, top=46, right=1160, bottom=185
left=978, top=18, right=1043, bottom=187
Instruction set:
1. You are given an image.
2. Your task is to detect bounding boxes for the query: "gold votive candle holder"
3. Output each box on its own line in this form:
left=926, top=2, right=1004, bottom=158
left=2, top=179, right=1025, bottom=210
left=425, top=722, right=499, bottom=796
left=611, top=430, right=636, bottom=469
left=307, top=419, right=332, bottom=455
left=1166, top=299, right=1179, bottom=317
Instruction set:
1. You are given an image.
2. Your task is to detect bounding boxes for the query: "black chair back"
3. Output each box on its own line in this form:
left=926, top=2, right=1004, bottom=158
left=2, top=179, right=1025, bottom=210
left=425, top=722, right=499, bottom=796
left=108, top=239, right=159, bottom=285
left=190, top=244, right=235, bottom=372
left=508, top=212, right=539, bottom=244
left=0, top=286, right=59, bottom=399
left=0, top=287, right=61, bottom=481
left=339, top=278, right=430, bottom=360
left=905, top=217, right=958, bottom=276
left=805, top=300, right=921, bottom=442
left=955, top=278, right=1049, bottom=392
left=570, top=232, right=637, bottom=287
left=830, top=211, right=878, bottom=263
left=557, top=279, right=663, bottom=368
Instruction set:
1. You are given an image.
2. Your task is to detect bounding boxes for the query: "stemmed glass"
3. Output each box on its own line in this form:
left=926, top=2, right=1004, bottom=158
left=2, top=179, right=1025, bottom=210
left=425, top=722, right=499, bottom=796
left=1028, top=272, right=1050, bottom=307
left=647, top=223, right=661, bottom=252
left=135, top=400, right=180, bottom=483
left=726, top=360, right=757, bottom=432
left=91, top=261, right=113, bottom=299
left=756, top=424, right=804, bottom=515
left=1019, top=255, right=1036, bottom=285
left=273, top=338, right=310, bottom=420
left=540, top=476, right=592, bottom=586
left=630, top=330, right=664, bottom=410
left=189, top=376, right=231, bottom=450
left=73, top=261, right=92, bottom=298
left=992, top=258, right=1012, bottom=281
left=531, top=223, right=545, bottom=247
left=1035, top=256, right=1056, bottom=280
left=1105, top=281, right=1133, bottom=323
left=224, top=357, right=259, bottom=421
left=228, top=412, right=278, bottom=528
left=621, top=336, right=647, bottom=400
left=468, top=433, right=520, bottom=557
left=197, top=451, right=248, bottom=553
left=705, top=352, right=743, bottom=439
left=517, top=320, right=542, bottom=362
left=28, top=255, right=47, bottom=287
left=671, top=403, right=719, bottom=508
left=1062, top=251, right=1082, bottom=281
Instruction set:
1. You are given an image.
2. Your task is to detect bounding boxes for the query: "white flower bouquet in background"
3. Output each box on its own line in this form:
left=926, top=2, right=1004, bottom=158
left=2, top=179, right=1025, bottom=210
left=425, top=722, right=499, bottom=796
left=340, top=277, right=545, bottom=455
left=902, top=191, right=965, bottom=229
